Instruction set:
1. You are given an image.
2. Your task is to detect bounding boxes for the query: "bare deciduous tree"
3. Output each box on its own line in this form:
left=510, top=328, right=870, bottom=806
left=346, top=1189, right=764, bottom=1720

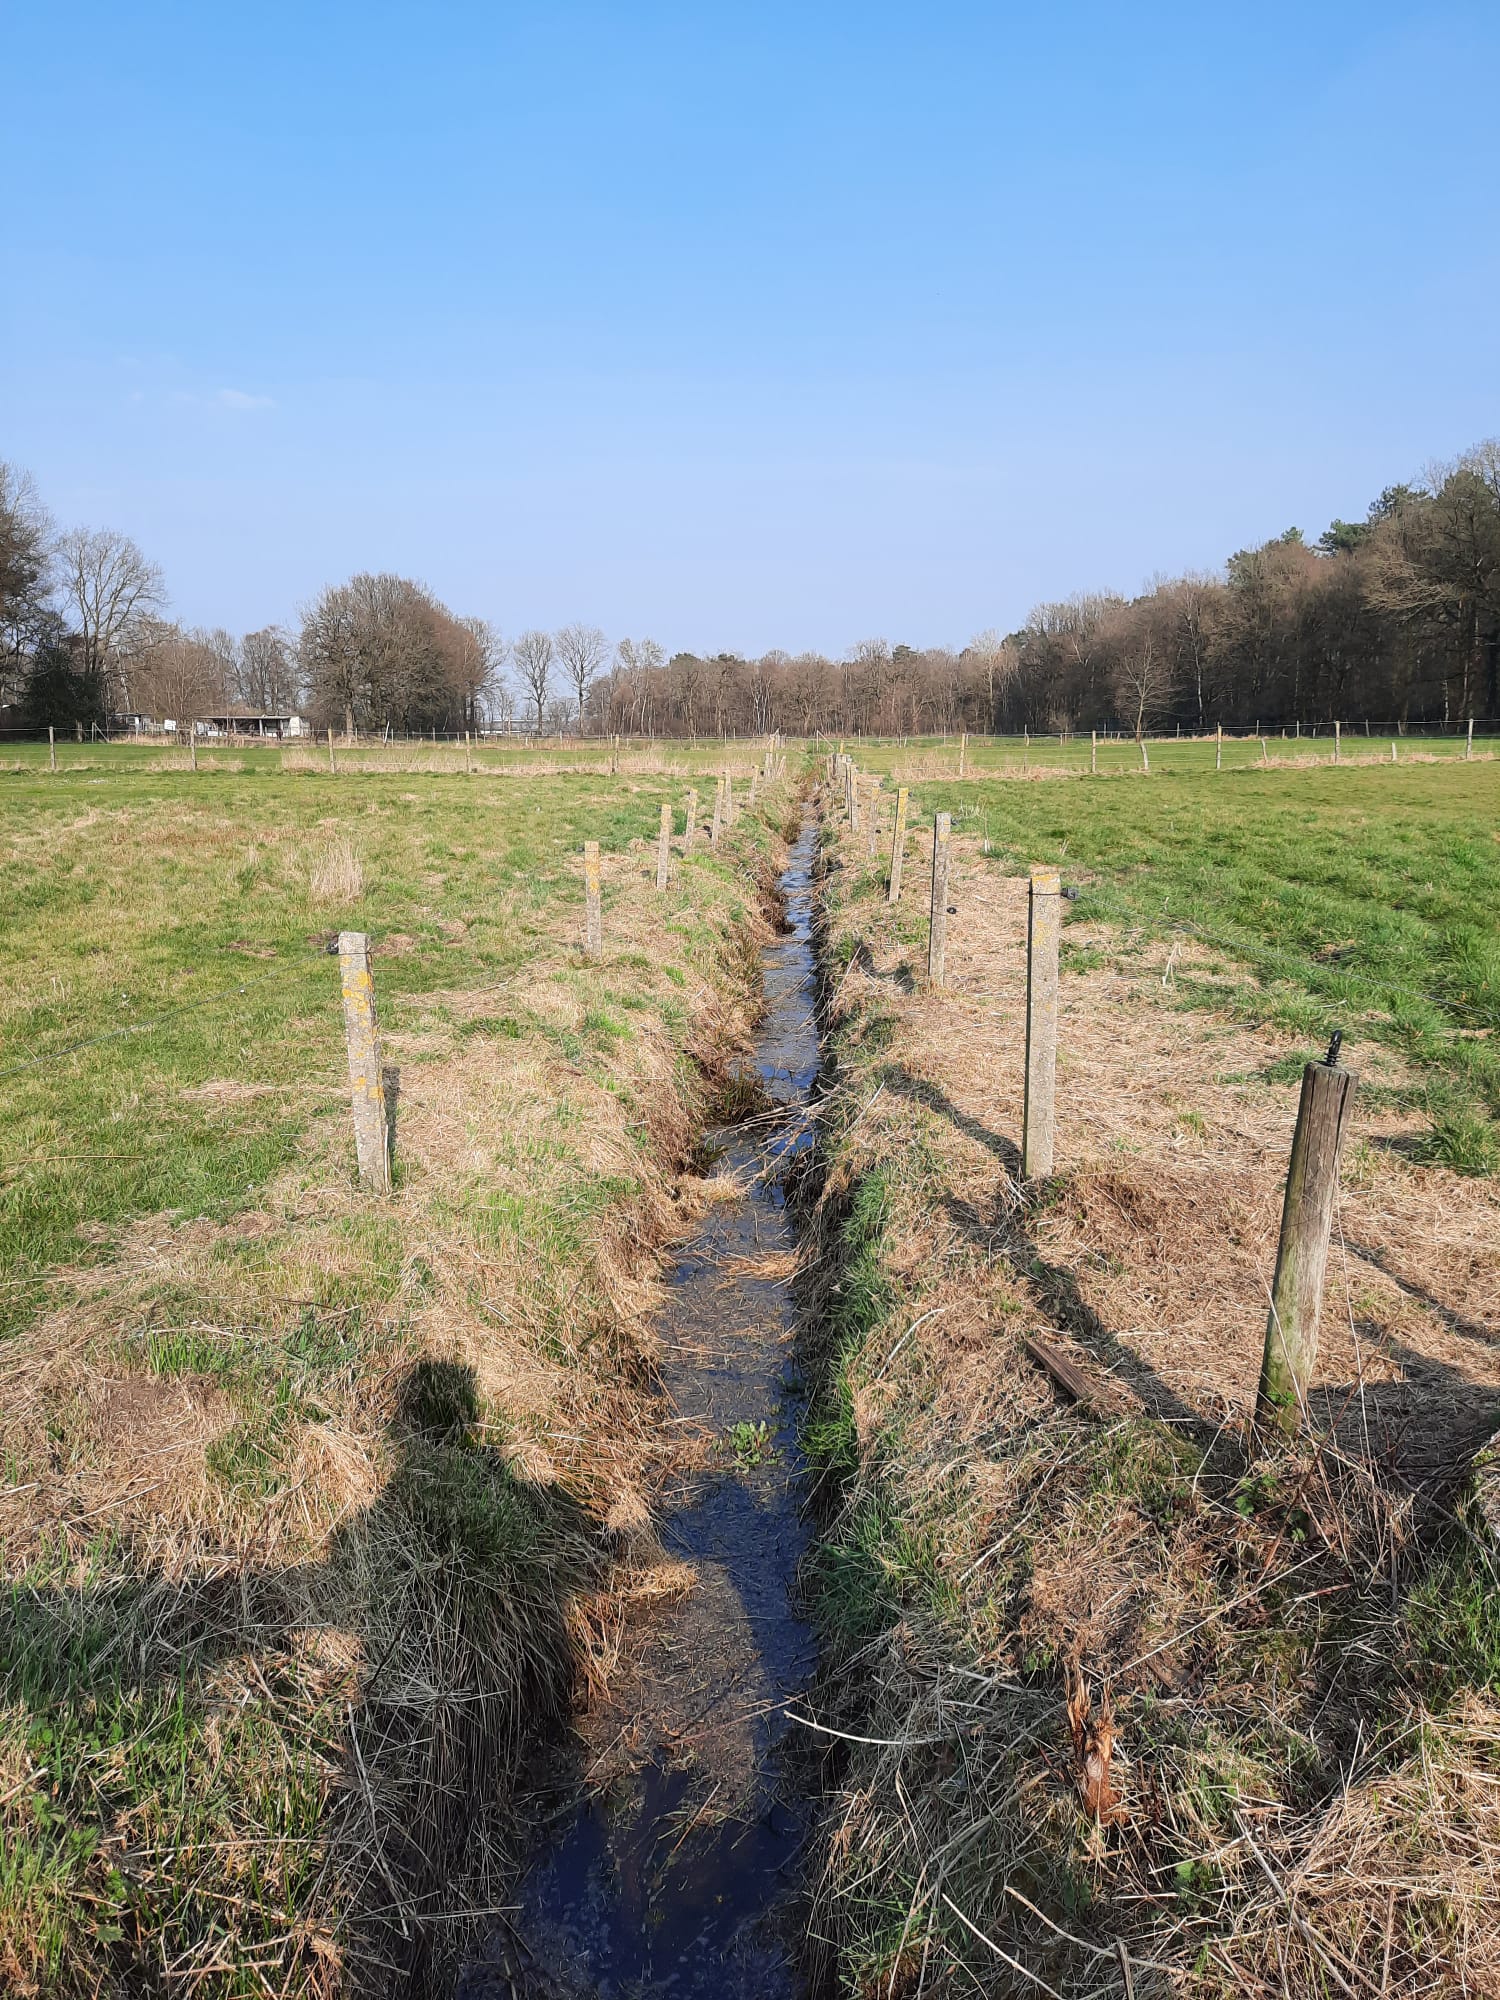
left=0, top=461, right=55, bottom=709
left=239, top=626, right=302, bottom=713
left=55, top=526, right=165, bottom=715
left=554, top=623, right=607, bottom=732
left=513, top=629, right=555, bottom=735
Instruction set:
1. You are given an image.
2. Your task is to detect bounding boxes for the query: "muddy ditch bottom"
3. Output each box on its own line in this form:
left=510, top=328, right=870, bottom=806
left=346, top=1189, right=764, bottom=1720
left=457, top=819, right=822, bottom=1999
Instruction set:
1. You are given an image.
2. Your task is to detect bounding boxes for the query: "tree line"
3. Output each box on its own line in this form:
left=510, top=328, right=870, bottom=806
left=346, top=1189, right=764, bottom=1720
left=4, top=438, right=1497, bottom=739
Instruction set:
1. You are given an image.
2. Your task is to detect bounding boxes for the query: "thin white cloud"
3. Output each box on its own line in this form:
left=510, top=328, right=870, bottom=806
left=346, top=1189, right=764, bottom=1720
left=217, top=388, right=276, bottom=411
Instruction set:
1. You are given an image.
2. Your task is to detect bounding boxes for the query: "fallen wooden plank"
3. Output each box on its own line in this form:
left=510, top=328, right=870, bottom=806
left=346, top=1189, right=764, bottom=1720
left=1024, top=1335, right=1095, bottom=1405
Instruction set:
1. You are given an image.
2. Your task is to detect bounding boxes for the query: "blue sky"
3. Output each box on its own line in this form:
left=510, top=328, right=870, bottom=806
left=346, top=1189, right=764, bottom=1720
left=4, top=1, right=1498, bottom=655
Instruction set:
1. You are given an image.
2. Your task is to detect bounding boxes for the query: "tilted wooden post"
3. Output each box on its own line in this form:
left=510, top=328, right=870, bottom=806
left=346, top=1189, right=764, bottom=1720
left=683, top=786, right=698, bottom=848
left=928, top=812, right=952, bottom=987
left=888, top=785, right=910, bottom=904
left=583, top=840, right=603, bottom=956
left=338, top=932, right=391, bottom=1193
left=1255, top=1050, right=1358, bottom=1436
left=1090, top=728, right=1097, bottom=776
left=1022, top=867, right=1061, bottom=1178
left=656, top=801, right=672, bottom=889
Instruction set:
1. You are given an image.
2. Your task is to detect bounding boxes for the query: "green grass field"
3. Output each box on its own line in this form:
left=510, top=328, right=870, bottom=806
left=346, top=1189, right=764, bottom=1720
left=879, top=756, right=1500, bottom=1174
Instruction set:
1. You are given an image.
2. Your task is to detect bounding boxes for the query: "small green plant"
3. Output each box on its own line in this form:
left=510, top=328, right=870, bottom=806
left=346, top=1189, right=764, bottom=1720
left=724, top=1419, right=776, bottom=1468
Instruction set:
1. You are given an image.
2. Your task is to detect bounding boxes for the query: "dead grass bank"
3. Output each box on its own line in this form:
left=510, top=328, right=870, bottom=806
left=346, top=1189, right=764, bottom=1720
left=800, top=789, right=1500, bottom=1998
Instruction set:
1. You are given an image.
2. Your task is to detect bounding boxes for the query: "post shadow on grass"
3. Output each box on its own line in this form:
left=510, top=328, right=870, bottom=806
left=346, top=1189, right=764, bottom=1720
left=1340, top=1232, right=1499, bottom=1357
left=0, top=1357, right=601, bottom=1993
left=880, top=1065, right=1220, bottom=1450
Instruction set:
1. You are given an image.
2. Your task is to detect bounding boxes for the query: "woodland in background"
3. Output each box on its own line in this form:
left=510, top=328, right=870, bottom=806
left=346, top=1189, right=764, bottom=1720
left=3, top=440, right=1498, bottom=739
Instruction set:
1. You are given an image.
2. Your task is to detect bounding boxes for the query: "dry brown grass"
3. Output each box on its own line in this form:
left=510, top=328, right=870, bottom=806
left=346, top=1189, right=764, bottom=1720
left=802, top=796, right=1500, bottom=1999
left=309, top=833, right=365, bottom=904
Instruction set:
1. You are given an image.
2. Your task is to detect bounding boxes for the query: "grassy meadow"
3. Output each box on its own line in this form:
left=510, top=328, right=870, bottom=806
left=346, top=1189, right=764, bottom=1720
left=0, top=741, right=788, bottom=1995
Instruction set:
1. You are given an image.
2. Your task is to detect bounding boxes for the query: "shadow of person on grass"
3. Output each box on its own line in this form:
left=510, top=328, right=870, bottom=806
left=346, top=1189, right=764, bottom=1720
left=1, top=1358, right=601, bottom=1998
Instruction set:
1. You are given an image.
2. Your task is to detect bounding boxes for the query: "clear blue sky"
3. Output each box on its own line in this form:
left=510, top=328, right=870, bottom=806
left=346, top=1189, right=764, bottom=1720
left=4, top=2, right=1497, bottom=656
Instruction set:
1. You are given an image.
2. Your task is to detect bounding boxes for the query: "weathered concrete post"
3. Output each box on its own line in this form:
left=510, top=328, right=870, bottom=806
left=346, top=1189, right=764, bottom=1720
left=1467, top=718, right=1475, bottom=761
left=958, top=730, right=968, bottom=778
left=338, top=931, right=392, bottom=1193
left=1216, top=723, right=1223, bottom=772
left=656, top=801, right=672, bottom=889
left=1256, top=1047, right=1358, bottom=1436
left=888, top=785, right=910, bottom=904
left=465, top=730, right=473, bottom=774
left=583, top=841, right=603, bottom=956
left=710, top=778, right=723, bottom=846
left=928, top=812, right=952, bottom=987
left=1333, top=720, right=1341, bottom=765
left=1022, top=866, right=1062, bottom=1178
left=188, top=725, right=197, bottom=772
left=683, top=787, right=699, bottom=848
left=723, top=767, right=735, bottom=827
left=49, top=726, right=56, bottom=773
left=328, top=728, right=336, bottom=776
left=865, top=778, right=880, bottom=858
left=849, top=766, right=861, bottom=836
left=1091, top=728, right=1098, bottom=776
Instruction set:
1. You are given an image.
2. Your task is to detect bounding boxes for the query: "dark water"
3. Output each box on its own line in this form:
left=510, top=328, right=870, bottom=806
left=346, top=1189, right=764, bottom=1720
left=458, top=817, right=821, bottom=1999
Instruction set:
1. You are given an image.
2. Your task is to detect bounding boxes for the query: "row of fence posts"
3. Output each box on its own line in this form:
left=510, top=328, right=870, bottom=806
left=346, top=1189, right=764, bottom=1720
left=831, top=752, right=1356, bottom=1441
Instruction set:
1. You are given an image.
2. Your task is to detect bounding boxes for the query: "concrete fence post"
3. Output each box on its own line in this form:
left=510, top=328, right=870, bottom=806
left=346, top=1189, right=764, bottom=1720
left=750, top=767, right=759, bottom=808
left=1333, top=720, right=1341, bottom=765
left=928, top=812, right=952, bottom=987
left=583, top=840, right=603, bottom=956
left=338, top=931, right=392, bottom=1193
left=683, top=786, right=698, bottom=848
left=1256, top=1049, right=1358, bottom=1436
left=1216, top=723, right=1223, bottom=772
left=656, top=801, right=672, bottom=889
left=888, top=785, right=910, bottom=904
left=49, top=725, right=56, bottom=773
left=723, top=767, right=735, bottom=827
left=328, top=728, right=336, bottom=776
left=1022, top=867, right=1062, bottom=1178
left=1090, top=728, right=1098, bottom=776
left=1467, top=718, right=1474, bottom=761
left=959, top=730, right=968, bottom=778
left=710, top=778, right=723, bottom=846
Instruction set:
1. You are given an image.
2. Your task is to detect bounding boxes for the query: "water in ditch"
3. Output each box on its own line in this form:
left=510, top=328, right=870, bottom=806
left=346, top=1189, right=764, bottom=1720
left=457, top=815, right=821, bottom=1999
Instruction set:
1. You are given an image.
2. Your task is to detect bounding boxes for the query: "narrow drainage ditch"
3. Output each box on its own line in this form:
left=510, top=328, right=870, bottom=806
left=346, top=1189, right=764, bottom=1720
left=457, top=809, right=823, bottom=1998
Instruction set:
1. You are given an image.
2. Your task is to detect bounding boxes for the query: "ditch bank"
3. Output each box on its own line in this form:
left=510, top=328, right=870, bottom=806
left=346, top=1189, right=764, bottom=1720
left=794, top=777, right=1500, bottom=1998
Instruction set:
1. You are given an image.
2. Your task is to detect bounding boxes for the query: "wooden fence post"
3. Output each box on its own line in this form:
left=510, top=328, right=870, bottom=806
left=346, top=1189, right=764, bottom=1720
left=888, top=785, right=910, bottom=904
left=1216, top=723, right=1222, bottom=772
left=1467, top=718, right=1474, bottom=761
left=49, top=725, right=56, bottom=773
left=1255, top=1048, right=1358, bottom=1435
left=1333, top=720, right=1341, bottom=765
left=583, top=840, right=603, bottom=955
left=865, top=778, right=880, bottom=857
left=338, top=931, right=392, bottom=1193
left=656, top=801, right=672, bottom=889
left=1022, top=866, right=1061, bottom=1178
left=959, top=730, right=968, bottom=778
left=710, top=778, right=723, bottom=846
left=849, top=765, right=861, bottom=835
left=465, top=730, right=473, bottom=774
left=683, top=786, right=698, bottom=848
left=328, top=728, right=336, bottom=775
left=723, top=767, right=735, bottom=826
left=1090, top=728, right=1098, bottom=776
left=749, top=767, right=759, bottom=808
left=928, top=812, right=952, bottom=987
